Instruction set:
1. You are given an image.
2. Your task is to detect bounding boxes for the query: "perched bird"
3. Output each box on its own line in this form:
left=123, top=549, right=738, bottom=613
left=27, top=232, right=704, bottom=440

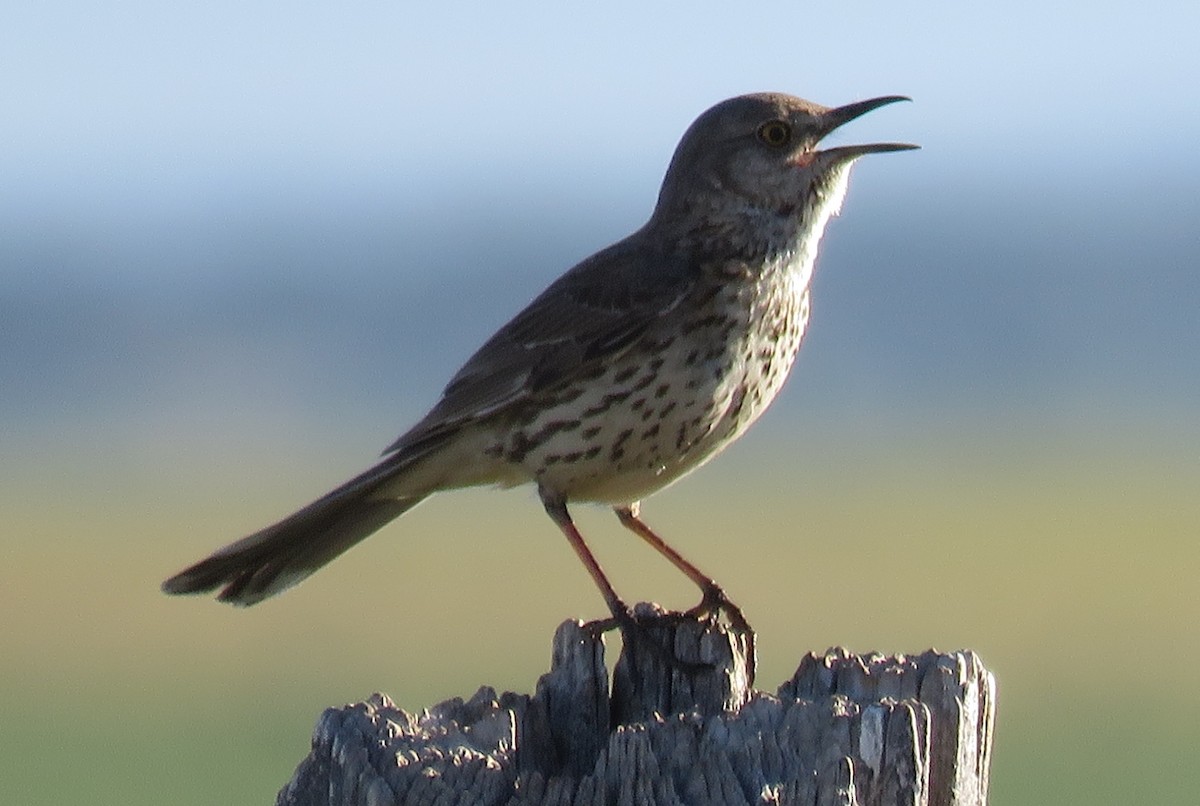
left=163, top=92, right=915, bottom=642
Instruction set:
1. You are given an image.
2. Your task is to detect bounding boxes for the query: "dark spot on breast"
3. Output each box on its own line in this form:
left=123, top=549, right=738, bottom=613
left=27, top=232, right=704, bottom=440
left=726, top=383, right=748, bottom=423
left=506, top=431, right=534, bottom=463
left=527, top=419, right=580, bottom=445
left=630, top=372, right=657, bottom=392
left=612, top=365, right=638, bottom=383
left=680, top=313, right=723, bottom=335
left=582, top=389, right=633, bottom=417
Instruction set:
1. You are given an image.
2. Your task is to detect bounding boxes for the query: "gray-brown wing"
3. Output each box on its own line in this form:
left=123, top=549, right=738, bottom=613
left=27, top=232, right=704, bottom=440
left=383, top=236, right=698, bottom=456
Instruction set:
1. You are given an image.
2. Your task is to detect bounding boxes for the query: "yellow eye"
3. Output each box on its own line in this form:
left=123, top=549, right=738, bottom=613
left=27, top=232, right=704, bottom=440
left=756, top=120, right=792, bottom=147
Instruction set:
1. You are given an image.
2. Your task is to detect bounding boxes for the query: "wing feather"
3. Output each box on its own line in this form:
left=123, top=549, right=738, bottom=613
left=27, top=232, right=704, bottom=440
left=384, top=234, right=697, bottom=455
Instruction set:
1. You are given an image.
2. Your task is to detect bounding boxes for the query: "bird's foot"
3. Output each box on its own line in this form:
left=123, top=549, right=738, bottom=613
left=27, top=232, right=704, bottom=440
left=684, top=585, right=756, bottom=680
left=685, top=585, right=750, bottom=630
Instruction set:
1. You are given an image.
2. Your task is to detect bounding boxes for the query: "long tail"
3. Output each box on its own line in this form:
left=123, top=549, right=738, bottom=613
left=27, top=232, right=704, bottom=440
left=162, top=460, right=428, bottom=606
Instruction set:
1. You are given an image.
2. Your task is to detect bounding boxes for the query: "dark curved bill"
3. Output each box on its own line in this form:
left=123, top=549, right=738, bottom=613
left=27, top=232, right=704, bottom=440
left=820, top=95, right=912, bottom=135
left=819, top=142, right=920, bottom=161
left=813, top=95, right=918, bottom=160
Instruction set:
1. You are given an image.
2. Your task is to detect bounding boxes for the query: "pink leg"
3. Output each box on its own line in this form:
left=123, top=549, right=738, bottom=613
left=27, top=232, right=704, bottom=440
left=613, top=502, right=754, bottom=642
left=540, top=488, right=630, bottom=623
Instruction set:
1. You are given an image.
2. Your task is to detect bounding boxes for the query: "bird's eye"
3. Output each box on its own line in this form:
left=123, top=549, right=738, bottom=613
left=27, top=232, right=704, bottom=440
left=756, top=120, right=792, bottom=148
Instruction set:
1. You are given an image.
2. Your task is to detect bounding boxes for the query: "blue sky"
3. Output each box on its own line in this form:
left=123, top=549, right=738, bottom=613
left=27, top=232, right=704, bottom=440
left=4, top=2, right=1198, bottom=205
left=2, top=2, right=1198, bottom=439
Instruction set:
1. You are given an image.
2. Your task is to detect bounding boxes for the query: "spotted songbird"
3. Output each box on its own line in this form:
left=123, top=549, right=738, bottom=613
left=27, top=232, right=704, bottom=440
left=163, top=92, right=916, bottom=650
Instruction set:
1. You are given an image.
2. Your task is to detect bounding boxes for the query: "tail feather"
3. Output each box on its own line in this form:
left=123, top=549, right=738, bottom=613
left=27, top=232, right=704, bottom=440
left=164, top=419, right=462, bottom=606
left=162, top=484, right=426, bottom=606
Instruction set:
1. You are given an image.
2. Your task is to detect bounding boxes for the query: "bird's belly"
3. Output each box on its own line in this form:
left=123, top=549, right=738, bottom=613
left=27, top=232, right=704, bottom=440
left=507, top=285, right=810, bottom=505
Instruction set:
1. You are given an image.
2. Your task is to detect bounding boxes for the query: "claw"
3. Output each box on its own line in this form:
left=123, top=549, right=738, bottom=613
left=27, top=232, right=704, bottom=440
left=685, top=585, right=747, bottom=628
left=582, top=614, right=622, bottom=638
left=683, top=585, right=756, bottom=682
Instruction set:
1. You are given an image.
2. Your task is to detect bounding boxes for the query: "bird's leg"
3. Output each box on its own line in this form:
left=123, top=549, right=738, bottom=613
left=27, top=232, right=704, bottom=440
left=539, top=487, right=704, bottom=671
left=613, top=503, right=755, bottom=649
left=540, top=488, right=632, bottom=626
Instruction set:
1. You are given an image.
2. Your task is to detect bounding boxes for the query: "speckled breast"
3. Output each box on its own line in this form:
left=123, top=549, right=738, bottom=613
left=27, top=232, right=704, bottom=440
left=504, top=251, right=813, bottom=505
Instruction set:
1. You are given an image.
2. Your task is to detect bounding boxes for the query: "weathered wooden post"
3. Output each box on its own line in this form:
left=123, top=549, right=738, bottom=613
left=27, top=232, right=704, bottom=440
left=277, top=604, right=995, bottom=806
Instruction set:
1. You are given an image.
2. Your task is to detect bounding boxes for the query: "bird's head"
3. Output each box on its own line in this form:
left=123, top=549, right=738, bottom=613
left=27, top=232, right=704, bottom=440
left=652, top=93, right=916, bottom=242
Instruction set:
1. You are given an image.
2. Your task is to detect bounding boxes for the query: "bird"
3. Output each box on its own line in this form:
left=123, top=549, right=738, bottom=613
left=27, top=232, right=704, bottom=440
left=162, top=92, right=916, bottom=647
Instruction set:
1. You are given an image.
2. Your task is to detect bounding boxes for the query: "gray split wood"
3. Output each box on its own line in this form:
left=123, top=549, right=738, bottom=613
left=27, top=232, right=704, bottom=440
left=277, top=604, right=995, bottom=806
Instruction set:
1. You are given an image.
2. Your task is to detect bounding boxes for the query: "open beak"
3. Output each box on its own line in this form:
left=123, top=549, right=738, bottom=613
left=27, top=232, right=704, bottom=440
left=816, top=95, right=919, bottom=160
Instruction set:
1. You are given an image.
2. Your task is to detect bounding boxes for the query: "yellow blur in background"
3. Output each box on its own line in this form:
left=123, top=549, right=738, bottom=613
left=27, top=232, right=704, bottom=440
left=4, top=416, right=1197, bottom=804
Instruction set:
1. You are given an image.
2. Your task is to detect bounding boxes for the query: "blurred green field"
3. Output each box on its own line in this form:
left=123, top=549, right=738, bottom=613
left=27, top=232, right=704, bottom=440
left=3, top=418, right=1198, bottom=804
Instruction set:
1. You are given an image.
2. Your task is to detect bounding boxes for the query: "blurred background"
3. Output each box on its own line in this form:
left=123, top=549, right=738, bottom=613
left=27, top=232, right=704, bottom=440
left=3, top=2, right=1198, bottom=803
